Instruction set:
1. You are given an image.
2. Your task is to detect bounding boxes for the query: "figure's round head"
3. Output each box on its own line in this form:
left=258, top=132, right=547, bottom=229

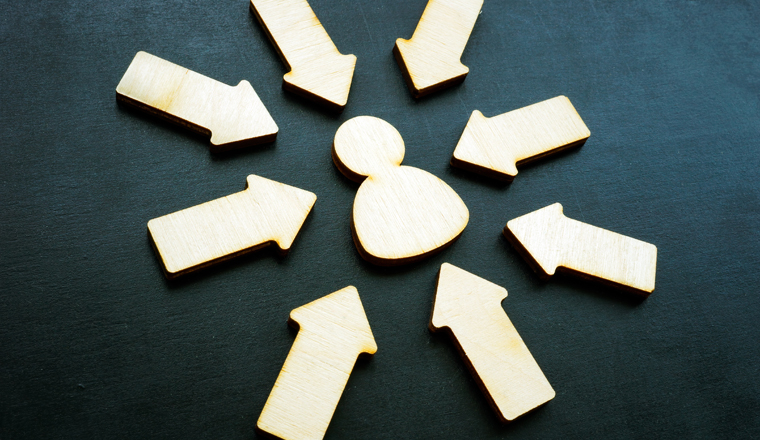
left=333, top=116, right=405, bottom=182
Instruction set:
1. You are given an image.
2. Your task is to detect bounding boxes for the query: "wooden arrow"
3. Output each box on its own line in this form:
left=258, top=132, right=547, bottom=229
left=116, top=51, right=278, bottom=152
left=257, top=286, right=377, bottom=440
left=147, top=175, right=316, bottom=279
left=504, top=203, right=658, bottom=295
left=430, top=263, right=555, bottom=422
left=452, top=96, right=591, bottom=181
left=394, top=0, right=483, bottom=98
left=250, top=0, right=356, bottom=111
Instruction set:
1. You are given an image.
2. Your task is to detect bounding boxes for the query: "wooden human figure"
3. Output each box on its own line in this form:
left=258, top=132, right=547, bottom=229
left=333, top=116, right=469, bottom=265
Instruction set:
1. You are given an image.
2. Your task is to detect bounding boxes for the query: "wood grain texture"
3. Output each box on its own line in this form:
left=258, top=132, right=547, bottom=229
left=430, top=263, right=555, bottom=422
left=451, top=96, right=591, bottom=181
left=250, top=0, right=356, bottom=111
left=393, top=0, right=483, bottom=98
left=116, top=51, right=278, bottom=151
left=504, top=203, right=657, bottom=296
left=332, top=116, right=469, bottom=265
left=147, top=175, right=316, bottom=279
left=257, top=286, right=377, bottom=440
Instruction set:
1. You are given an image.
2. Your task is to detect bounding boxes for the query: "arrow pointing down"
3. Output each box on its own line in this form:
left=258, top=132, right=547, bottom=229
left=504, top=203, right=658, bottom=295
left=430, top=263, right=555, bottom=422
left=394, top=0, right=483, bottom=97
left=147, top=175, right=316, bottom=278
left=257, top=286, right=377, bottom=440
left=116, top=51, right=278, bottom=152
left=250, top=0, right=356, bottom=111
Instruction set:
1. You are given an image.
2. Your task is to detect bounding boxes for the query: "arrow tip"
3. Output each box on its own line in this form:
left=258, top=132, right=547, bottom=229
left=244, top=175, right=316, bottom=255
left=283, top=54, right=356, bottom=112
left=430, top=263, right=508, bottom=331
left=504, top=203, right=565, bottom=277
left=394, top=39, right=469, bottom=98
left=208, top=80, right=278, bottom=151
left=291, top=286, right=377, bottom=356
left=451, top=110, right=520, bottom=180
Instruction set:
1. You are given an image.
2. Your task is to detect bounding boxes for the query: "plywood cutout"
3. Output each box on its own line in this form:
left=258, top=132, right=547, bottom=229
left=394, top=0, right=483, bottom=98
left=430, top=263, right=555, bottom=422
left=332, top=116, right=469, bottom=265
left=148, top=175, right=316, bottom=279
left=452, top=96, right=591, bottom=181
left=116, top=51, right=278, bottom=152
left=504, top=203, right=657, bottom=295
left=250, top=0, right=356, bottom=111
left=257, top=286, right=377, bottom=440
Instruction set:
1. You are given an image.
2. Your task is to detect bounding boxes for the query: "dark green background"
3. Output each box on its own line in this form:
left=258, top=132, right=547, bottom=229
left=1, top=0, right=759, bottom=438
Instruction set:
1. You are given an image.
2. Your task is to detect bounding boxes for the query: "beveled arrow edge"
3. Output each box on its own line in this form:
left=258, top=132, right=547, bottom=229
left=249, top=1, right=355, bottom=113
left=148, top=175, right=316, bottom=280
left=503, top=206, right=655, bottom=297
left=429, top=263, right=550, bottom=424
left=116, top=81, right=277, bottom=153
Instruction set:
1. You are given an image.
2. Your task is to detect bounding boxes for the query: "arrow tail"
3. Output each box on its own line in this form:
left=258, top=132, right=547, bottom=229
left=450, top=316, right=555, bottom=422
left=559, top=215, right=658, bottom=294
left=257, top=329, right=357, bottom=440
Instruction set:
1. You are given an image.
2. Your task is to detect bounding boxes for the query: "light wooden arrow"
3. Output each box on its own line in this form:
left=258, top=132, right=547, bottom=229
left=250, top=0, right=356, bottom=111
left=257, top=286, right=377, bottom=440
left=147, top=175, right=316, bottom=279
left=116, top=51, right=278, bottom=152
left=430, top=263, right=555, bottom=422
left=452, top=96, right=591, bottom=181
left=504, top=203, right=658, bottom=295
left=394, top=0, right=483, bottom=98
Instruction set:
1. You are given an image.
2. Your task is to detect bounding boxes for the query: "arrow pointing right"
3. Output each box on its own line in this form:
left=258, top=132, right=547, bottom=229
left=116, top=51, right=278, bottom=152
left=250, top=0, right=356, bottom=111
left=430, top=263, right=555, bottom=422
left=504, top=203, right=658, bottom=295
left=148, top=175, right=316, bottom=279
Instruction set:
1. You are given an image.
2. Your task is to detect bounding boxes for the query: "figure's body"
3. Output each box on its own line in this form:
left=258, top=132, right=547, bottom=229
left=333, top=116, right=469, bottom=265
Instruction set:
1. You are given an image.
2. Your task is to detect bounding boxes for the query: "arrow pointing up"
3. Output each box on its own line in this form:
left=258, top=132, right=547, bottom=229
left=504, top=203, right=658, bottom=295
left=394, top=0, right=483, bottom=98
left=116, top=51, right=278, bottom=152
left=257, top=286, right=377, bottom=440
left=147, top=175, right=316, bottom=279
left=250, top=0, right=356, bottom=111
left=430, top=263, right=555, bottom=422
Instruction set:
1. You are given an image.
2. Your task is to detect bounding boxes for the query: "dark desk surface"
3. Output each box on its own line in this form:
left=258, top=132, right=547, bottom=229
left=1, top=1, right=758, bottom=438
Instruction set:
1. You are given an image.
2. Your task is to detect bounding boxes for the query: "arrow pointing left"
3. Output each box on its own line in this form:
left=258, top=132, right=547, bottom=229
left=147, top=175, right=316, bottom=278
left=116, top=51, right=278, bottom=152
left=257, top=286, right=377, bottom=440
